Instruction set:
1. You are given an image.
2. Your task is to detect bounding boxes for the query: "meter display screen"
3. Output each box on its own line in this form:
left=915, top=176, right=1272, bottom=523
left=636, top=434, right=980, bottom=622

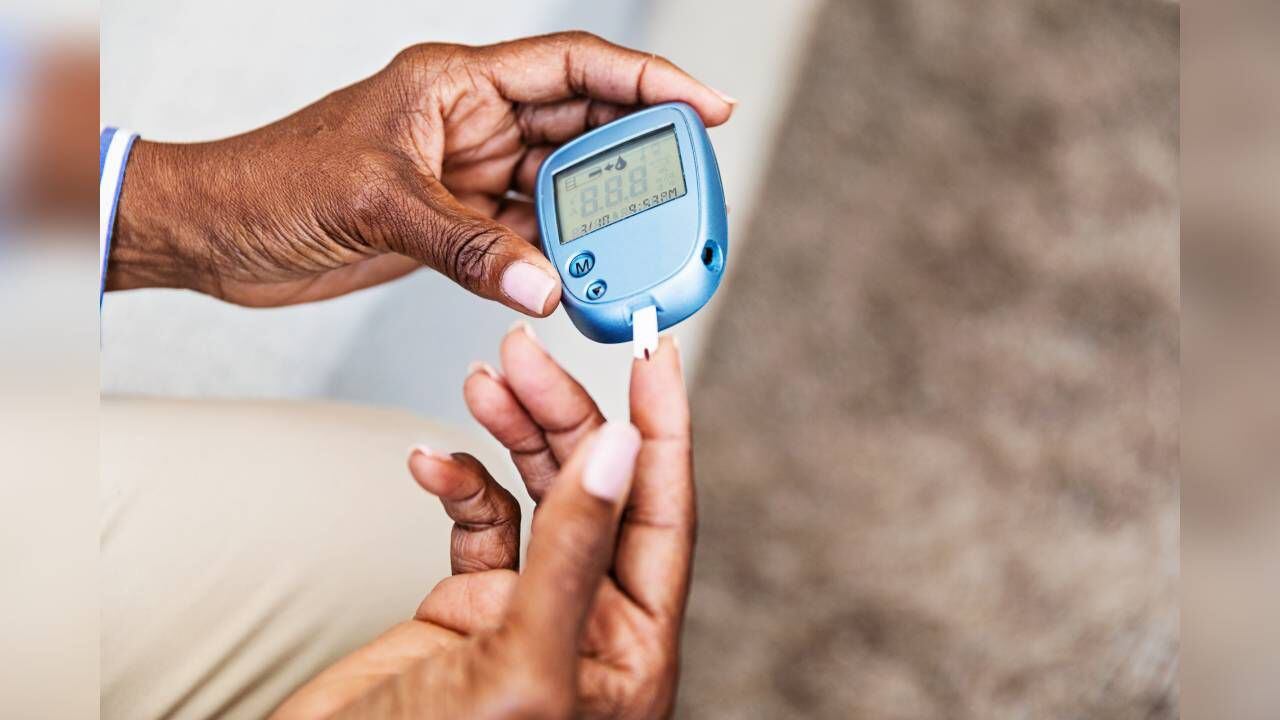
left=553, top=125, right=687, bottom=244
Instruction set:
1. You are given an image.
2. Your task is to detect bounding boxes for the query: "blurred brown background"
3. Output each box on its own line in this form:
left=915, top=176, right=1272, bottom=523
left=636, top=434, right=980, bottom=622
left=681, top=1, right=1179, bottom=717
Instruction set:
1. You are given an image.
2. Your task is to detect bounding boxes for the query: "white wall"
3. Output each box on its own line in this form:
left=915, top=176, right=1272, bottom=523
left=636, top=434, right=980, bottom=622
left=100, top=0, right=819, bottom=427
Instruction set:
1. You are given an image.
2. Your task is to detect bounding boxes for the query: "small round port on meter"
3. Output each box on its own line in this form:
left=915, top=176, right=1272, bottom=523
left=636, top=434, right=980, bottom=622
left=701, top=240, right=724, bottom=273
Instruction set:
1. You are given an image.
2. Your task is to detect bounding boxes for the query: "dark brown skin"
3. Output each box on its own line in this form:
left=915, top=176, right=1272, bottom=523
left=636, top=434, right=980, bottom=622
left=108, top=33, right=719, bottom=717
left=108, top=32, right=733, bottom=312
left=272, top=331, right=694, bottom=719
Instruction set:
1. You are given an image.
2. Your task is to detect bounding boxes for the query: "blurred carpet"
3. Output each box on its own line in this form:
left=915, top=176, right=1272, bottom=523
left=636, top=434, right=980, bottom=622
left=678, top=1, right=1179, bottom=718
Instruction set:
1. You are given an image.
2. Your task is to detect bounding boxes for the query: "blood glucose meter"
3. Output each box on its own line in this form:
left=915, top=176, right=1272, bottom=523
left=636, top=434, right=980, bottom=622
left=535, top=101, right=728, bottom=347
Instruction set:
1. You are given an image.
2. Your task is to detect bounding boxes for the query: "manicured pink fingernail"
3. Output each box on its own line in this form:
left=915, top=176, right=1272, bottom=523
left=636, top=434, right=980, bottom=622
left=467, top=361, right=502, bottom=381
left=582, top=422, right=642, bottom=502
left=501, top=262, right=557, bottom=315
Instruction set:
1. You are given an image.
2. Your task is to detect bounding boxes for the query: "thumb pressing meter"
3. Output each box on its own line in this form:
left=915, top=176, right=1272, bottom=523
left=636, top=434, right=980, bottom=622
left=536, top=102, right=728, bottom=349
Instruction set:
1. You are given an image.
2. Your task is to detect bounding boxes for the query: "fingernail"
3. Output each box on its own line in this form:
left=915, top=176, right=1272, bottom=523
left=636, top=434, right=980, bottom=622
left=501, top=262, right=557, bottom=315
left=467, top=360, right=502, bottom=381
left=582, top=422, right=642, bottom=502
left=409, top=444, right=448, bottom=461
left=711, top=87, right=738, bottom=105
left=507, top=319, right=542, bottom=347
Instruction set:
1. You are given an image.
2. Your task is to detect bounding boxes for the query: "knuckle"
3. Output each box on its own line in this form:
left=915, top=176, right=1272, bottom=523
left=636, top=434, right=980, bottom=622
left=436, top=217, right=504, bottom=286
left=492, top=485, right=521, bottom=520
left=449, top=533, right=488, bottom=572
left=556, top=29, right=599, bottom=47
left=496, top=541, right=519, bottom=571
left=388, top=43, right=478, bottom=95
left=392, top=41, right=465, bottom=68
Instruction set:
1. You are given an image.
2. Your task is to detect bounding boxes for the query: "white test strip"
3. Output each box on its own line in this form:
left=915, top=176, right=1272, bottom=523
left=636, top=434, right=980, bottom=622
left=632, top=305, right=658, bottom=360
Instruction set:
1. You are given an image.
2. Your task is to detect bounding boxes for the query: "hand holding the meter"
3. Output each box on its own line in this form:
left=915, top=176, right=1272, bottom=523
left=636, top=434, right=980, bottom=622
left=109, top=32, right=734, bottom=312
left=273, top=329, right=694, bottom=719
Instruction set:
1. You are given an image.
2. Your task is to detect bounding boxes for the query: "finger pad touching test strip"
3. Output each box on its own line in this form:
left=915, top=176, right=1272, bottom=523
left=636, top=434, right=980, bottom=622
left=535, top=102, right=729, bottom=346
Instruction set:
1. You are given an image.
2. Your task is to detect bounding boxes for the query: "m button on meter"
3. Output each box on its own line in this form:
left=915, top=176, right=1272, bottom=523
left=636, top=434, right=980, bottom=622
left=568, top=252, right=595, bottom=278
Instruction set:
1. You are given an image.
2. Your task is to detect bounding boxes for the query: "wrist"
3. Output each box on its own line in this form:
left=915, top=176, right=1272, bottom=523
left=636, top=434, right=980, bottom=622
left=108, top=140, right=223, bottom=293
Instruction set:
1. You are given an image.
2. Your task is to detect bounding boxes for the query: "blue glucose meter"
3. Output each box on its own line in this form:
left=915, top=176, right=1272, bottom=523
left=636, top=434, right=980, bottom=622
left=535, top=102, right=728, bottom=344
